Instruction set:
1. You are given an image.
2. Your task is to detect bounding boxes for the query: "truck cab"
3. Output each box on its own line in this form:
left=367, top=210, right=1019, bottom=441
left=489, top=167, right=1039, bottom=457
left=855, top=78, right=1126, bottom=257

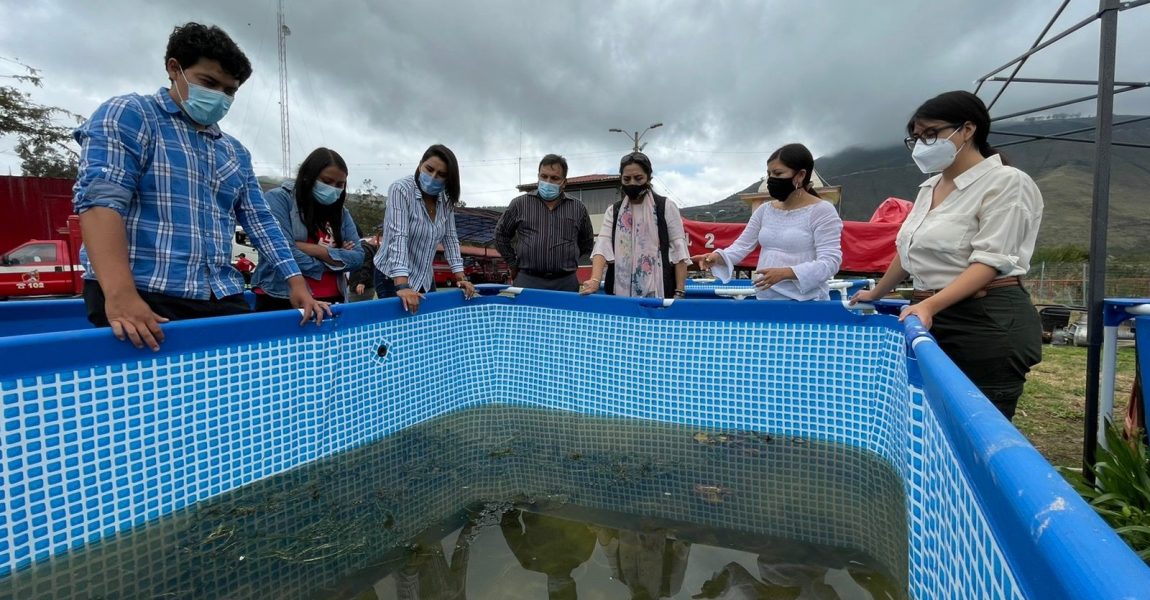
left=0, top=216, right=84, bottom=299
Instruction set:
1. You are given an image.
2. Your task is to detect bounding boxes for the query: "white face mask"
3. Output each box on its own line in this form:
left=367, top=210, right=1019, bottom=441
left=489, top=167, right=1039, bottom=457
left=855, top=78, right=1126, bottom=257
left=911, top=128, right=965, bottom=174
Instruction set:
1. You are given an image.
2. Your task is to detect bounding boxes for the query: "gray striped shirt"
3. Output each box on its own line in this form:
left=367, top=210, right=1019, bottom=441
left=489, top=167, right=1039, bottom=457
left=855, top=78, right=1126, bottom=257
left=374, top=174, right=464, bottom=292
left=494, top=193, right=594, bottom=273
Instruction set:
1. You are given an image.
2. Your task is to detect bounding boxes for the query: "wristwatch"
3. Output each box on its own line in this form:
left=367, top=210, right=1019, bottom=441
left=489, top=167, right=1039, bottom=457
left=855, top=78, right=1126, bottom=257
left=396, top=283, right=411, bottom=291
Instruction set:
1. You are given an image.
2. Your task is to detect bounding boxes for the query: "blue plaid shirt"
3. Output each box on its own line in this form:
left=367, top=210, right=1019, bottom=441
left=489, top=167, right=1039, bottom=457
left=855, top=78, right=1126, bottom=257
left=73, top=88, right=301, bottom=300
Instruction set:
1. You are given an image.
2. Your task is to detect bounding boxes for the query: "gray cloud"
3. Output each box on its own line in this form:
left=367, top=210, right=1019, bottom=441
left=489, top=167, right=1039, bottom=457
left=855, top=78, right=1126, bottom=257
left=2, top=0, right=1148, bottom=206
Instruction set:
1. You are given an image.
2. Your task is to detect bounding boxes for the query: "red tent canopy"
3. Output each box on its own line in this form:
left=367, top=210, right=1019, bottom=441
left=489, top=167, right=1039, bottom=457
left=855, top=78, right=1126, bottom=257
left=683, top=198, right=913, bottom=274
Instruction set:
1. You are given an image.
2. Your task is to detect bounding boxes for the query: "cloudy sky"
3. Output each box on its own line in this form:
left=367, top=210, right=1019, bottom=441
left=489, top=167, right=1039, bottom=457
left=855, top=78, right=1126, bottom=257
left=2, top=0, right=1149, bottom=207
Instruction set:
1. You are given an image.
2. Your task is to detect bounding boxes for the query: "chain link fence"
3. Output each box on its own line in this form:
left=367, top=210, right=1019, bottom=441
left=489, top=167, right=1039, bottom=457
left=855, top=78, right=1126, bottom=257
left=1029, top=262, right=1150, bottom=307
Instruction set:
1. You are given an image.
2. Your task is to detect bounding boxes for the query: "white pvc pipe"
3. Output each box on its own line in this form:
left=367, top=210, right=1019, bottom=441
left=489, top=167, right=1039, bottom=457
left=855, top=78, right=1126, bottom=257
left=1095, top=303, right=1150, bottom=450
left=1099, top=325, right=1119, bottom=451
left=714, top=289, right=758, bottom=300
left=1124, top=304, right=1150, bottom=316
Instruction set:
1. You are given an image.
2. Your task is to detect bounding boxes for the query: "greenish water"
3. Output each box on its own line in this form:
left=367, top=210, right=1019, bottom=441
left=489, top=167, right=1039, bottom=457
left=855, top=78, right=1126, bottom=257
left=0, top=405, right=907, bottom=599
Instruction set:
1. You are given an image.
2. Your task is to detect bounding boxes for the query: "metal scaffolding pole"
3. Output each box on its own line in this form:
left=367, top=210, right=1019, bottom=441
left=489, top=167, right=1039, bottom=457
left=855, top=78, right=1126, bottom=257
left=1083, top=0, right=1121, bottom=474
left=993, top=116, right=1150, bottom=148
left=982, top=0, right=1071, bottom=109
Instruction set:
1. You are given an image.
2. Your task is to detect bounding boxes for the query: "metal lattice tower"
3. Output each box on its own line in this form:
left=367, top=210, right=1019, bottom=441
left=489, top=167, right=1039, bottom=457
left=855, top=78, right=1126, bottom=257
left=277, top=0, right=292, bottom=178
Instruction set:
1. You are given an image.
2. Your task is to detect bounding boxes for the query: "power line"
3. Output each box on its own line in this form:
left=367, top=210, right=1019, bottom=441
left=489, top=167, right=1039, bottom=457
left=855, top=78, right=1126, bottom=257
left=663, top=146, right=774, bottom=155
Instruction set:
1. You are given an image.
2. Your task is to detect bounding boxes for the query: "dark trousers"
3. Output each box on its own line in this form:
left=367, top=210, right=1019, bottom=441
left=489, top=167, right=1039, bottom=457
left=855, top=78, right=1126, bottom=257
left=83, top=280, right=250, bottom=327
left=373, top=268, right=435, bottom=298
left=253, top=292, right=343, bottom=312
left=513, top=271, right=579, bottom=292
left=924, top=285, right=1043, bottom=420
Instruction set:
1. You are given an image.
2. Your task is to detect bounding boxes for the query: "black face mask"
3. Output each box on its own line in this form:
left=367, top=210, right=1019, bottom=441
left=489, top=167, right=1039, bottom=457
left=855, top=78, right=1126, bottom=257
left=766, top=176, right=797, bottom=201
left=622, top=184, right=648, bottom=201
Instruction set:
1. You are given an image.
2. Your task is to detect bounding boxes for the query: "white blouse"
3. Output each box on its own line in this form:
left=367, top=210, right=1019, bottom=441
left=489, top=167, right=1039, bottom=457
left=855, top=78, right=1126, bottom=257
left=717, top=200, right=843, bottom=301
left=896, top=155, right=1043, bottom=291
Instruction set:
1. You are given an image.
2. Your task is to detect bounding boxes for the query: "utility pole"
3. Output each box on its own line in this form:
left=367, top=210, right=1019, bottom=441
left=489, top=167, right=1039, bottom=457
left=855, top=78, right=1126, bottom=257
left=609, top=123, right=663, bottom=152
left=277, top=0, right=292, bottom=178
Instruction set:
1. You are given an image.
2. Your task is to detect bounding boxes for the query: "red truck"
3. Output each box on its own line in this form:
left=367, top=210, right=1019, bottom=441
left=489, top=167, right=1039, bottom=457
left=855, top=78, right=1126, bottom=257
left=0, top=175, right=262, bottom=300
left=0, top=176, right=86, bottom=299
left=431, top=246, right=512, bottom=286
left=0, top=215, right=85, bottom=299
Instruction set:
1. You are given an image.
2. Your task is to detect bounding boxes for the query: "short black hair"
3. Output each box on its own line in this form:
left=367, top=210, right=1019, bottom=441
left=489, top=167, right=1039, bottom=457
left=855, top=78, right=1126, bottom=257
left=619, top=152, right=652, bottom=176
left=165, top=22, right=253, bottom=84
left=538, top=154, right=568, bottom=178
left=415, top=144, right=462, bottom=206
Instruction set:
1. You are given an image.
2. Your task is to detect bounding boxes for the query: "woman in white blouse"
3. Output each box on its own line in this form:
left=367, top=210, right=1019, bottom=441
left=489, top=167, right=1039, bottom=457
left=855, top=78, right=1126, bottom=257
left=693, top=143, right=843, bottom=300
left=580, top=152, right=692, bottom=298
left=851, top=91, right=1043, bottom=421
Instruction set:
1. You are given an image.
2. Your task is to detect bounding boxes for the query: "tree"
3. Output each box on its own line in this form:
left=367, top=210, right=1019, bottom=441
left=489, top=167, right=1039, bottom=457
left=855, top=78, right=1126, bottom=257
left=345, top=178, right=386, bottom=237
left=0, top=58, right=82, bottom=178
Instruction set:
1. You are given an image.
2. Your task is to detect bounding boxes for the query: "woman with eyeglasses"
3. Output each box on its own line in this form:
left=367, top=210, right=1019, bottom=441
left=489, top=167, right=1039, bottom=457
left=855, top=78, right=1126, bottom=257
left=580, top=152, right=692, bottom=298
left=373, top=144, right=477, bottom=315
left=691, top=143, right=842, bottom=300
left=252, top=147, right=363, bottom=311
left=851, top=90, right=1043, bottom=421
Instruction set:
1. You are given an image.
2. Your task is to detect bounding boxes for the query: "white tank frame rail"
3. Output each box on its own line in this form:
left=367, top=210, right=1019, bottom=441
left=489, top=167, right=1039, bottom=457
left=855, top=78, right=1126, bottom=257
left=711, top=278, right=875, bottom=303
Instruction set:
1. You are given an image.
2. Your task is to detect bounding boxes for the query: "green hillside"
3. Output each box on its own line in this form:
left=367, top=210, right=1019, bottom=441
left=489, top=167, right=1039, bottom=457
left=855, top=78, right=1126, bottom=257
left=682, top=117, right=1150, bottom=256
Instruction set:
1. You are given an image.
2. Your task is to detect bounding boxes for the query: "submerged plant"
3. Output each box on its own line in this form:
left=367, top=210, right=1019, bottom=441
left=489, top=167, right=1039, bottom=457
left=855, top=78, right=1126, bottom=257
left=1061, top=422, right=1150, bottom=563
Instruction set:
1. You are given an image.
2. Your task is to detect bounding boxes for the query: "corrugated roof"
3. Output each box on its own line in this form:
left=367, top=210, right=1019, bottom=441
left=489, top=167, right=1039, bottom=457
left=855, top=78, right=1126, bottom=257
left=453, top=207, right=503, bottom=245
left=516, top=174, right=620, bottom=192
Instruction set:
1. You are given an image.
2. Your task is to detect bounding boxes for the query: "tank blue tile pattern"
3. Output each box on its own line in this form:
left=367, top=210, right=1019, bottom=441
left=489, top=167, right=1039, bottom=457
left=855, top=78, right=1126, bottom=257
left=903, top=388, right=1023, bottom=600
left=0, top=295, right=1144, bottom=599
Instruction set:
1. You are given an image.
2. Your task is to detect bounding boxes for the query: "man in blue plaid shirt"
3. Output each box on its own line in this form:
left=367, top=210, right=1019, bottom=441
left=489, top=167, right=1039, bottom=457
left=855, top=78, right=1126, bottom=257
left=73, top=23, right=330, bottom=350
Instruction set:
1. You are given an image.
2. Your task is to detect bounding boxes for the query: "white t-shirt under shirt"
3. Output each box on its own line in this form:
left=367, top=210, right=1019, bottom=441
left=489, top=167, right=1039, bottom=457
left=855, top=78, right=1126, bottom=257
left=717, top=200, right=844, bottom=301
left=896, top=154, right=1044, bottom=291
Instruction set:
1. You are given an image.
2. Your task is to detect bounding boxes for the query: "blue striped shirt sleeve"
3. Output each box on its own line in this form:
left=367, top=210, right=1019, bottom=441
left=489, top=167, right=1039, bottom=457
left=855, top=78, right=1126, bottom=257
left=234, top=154, right=301, bottom=281
left=72, top=96, right=148, bottom=216
left=262, top=186, right=327, bottom=279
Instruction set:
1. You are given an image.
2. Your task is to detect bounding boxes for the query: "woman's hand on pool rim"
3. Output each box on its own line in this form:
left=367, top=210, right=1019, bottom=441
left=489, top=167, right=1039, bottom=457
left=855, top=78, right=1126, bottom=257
left=899, top=303, right=936, bottom=330
left=398, top=288, right=424, bottom=314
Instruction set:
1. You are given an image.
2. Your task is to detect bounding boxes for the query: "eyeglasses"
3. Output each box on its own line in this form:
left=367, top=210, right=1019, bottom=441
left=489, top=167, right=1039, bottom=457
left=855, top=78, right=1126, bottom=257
left=904, top=123, right=965, bottom=151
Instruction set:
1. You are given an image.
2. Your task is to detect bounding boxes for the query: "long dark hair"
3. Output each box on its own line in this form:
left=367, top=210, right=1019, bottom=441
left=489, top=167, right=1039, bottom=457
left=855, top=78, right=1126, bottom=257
left=414, top=144, right=461, bottom=205
left=293, top=147, right=349, bottom=245
left=908, top=90, right=999, bottom=159
left=768, top=143, right=820, bottom=198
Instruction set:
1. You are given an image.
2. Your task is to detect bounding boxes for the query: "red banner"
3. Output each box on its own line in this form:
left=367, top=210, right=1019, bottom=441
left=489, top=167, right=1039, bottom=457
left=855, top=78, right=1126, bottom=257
left=683, top=198, right=912, bottom=274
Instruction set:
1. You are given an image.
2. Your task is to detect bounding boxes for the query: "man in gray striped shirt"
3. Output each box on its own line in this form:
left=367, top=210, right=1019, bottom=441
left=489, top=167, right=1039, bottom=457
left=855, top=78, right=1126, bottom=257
left=495, top=155, right=594, bottom=292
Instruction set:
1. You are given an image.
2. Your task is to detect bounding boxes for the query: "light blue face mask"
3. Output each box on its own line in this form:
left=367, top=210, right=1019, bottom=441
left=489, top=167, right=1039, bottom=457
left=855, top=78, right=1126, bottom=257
left=537, top=180, right=561, bottom=200
left=418, top=171, right=446, bottom=197
left=178, top=69, right=233, bottom=126
left=313, top=181, right=343, bottom=206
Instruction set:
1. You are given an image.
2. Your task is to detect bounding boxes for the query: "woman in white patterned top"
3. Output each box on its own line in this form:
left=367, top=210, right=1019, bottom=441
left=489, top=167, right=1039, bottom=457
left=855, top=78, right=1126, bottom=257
left=582, top=152, right=692, bottom=299
left=851, top=91, right=1043, bottom=420
left=693, top=144, right=843, bottom=300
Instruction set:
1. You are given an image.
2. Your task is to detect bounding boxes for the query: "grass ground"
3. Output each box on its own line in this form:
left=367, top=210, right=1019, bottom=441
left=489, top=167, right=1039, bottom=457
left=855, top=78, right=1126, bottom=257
left=1013, top=344, right=1137, bottom=468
